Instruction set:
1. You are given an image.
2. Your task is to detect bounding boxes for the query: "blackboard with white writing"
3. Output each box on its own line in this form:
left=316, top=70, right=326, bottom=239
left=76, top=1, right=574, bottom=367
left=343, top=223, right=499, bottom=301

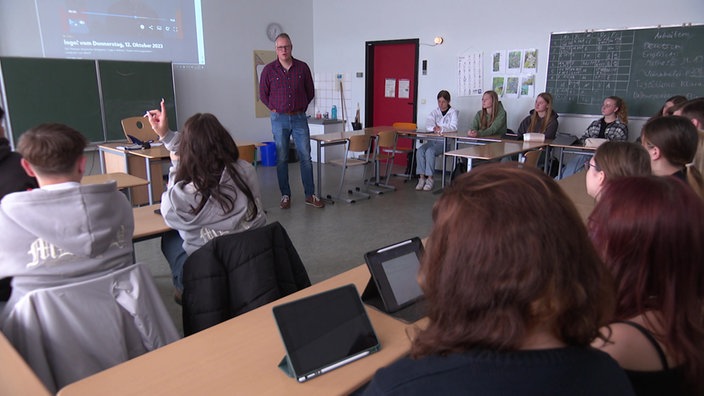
left=546, top=25, right=704, bottom=117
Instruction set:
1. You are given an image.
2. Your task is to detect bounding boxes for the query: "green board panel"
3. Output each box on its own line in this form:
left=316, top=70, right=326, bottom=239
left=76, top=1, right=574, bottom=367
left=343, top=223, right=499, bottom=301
left=0, top=57, right=103, bottom=143
left=98, top=60, right=177, bottom=141
left=546, top=25, right=704, bottom=117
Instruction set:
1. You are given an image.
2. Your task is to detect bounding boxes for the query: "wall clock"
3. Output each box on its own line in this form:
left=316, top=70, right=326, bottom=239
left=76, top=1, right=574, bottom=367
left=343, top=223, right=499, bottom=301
left=266, top=23, right=283, bottom=42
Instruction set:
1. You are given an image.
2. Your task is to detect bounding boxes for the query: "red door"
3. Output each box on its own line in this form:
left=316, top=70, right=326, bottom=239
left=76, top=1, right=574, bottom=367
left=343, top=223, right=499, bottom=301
left=365, top=39, right=419, bottom=166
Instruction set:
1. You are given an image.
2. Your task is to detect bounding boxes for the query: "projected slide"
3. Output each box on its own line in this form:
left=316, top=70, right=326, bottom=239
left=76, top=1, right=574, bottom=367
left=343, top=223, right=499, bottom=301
left=35, top=0, right=205, bottom=65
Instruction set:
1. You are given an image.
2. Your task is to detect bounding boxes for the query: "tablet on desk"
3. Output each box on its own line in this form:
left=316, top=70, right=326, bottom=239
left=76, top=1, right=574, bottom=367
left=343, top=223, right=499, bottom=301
left=362, top=237, right=427, bottom=323
left=273, top=284, right=380, bottom=383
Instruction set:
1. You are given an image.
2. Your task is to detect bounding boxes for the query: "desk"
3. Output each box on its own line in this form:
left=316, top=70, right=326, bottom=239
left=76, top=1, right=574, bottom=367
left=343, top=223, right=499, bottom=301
left=0, top=332, right=51, bottom=396
left=98, top=143, right=169, bottom=205
left=548, top=143, right=597, bottom=179
left=556, top=171, right=594, bottom=223
left=439, top=132, right=503, bottom=187
left=82, top=172, right=149, bottom=204
left=444, top=141, right=548, bottom=171
left=132, top=204, right=170, bottom=242
left=58, top=264, right=425, bottom=396
left=309, top=127, right=393, bottom=203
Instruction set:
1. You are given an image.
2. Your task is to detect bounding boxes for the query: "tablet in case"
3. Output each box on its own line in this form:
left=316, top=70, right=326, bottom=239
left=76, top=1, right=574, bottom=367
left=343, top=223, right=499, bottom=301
left=273, top=284, right=380, bottom=383
left=362, top=237, right=427, bottom=323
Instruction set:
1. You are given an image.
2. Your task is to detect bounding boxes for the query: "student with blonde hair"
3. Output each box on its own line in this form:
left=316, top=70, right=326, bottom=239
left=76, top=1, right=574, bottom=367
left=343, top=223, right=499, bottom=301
left=467, top=90, right=507, bottom=137
left=516, top=92, right=559, bottom=139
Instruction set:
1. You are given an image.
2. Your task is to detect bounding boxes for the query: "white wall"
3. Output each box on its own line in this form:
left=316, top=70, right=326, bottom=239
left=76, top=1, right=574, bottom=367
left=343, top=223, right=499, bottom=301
left=2, top=0, right=702, bottom=142
left=311, top=0, right=704, bottom=140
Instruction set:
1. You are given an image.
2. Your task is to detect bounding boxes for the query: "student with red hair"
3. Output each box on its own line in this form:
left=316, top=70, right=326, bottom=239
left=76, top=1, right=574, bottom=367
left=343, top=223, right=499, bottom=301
left=364, top=163, right=633, bottom=395
left=590, top=176, right=704, bottom=395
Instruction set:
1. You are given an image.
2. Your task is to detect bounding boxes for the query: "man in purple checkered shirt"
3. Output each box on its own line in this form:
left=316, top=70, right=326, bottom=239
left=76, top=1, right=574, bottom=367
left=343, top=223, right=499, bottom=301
left=259, top=33, right=323, bottom=209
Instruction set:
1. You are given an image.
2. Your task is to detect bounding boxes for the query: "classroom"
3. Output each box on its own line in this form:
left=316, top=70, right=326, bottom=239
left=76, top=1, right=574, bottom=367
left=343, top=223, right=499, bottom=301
left=1, top=0, right=703, bottom=394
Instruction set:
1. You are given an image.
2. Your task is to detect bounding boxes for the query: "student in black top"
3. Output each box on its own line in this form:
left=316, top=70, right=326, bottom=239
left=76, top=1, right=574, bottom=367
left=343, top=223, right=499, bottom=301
left=363, top=163, right=633, bottom=396
left=590, top=176, right=704, bottom=395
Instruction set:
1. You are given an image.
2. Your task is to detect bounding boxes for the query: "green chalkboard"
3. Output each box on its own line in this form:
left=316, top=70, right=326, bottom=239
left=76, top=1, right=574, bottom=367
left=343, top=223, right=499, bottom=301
left=98, top=60, right=177, bottom=141
left=546, top=24, right=704, bottom=117
left=0, top=57, right=103, bottom=143
left=0, top=57, right=176, bottom=144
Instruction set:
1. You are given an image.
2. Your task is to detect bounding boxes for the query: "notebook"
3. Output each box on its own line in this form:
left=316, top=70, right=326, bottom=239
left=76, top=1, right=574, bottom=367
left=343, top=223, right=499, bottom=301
left=273, top=284, right=380, bottom=383
left=362, top=237, right=427, bottom=323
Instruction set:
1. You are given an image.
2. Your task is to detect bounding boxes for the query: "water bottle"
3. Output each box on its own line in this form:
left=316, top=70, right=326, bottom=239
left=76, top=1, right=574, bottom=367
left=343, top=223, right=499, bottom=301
left=331, top=105, right=337, bottom=120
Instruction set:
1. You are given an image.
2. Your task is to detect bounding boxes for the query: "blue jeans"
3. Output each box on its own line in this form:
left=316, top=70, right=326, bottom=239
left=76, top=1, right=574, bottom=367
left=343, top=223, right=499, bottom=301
left=416, top=140, right=444, bottom=177
left=161, top=230, right=188, bottom=291
left=270, top=112, right=315, bottom=197
left=560, top=154, right=589, bottom=179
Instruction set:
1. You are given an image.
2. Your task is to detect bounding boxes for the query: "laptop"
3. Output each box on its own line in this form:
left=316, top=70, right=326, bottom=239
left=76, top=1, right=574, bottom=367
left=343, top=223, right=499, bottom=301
left=273, top=284, right=380, bottom=383
left=552, top=133, right=578, bottom=146
left=362, top=237, right=427, bottom=323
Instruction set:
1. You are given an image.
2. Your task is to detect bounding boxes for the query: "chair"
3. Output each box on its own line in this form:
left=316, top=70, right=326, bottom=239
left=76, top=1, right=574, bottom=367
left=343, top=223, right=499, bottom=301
left=121, top=116, right=155, bottom=144
left=369, top=129, right=408, bottom=192
left=1, top=263, right=179, bottom=393
left=522, top=149, right=543, bottom=167
left=238, top=144, right=257, bottom=166
left=326, top=134, right=374, bottom=203
left=182, top=221, right=311, bottom=336
left=390, top=122, right=418, bottom=180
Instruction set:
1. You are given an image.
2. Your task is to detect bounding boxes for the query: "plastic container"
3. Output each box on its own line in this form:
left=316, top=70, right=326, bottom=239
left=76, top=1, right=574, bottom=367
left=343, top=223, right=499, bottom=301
left=260, top=141, right=277, bottom=166
left=331, top=105, right=337, bottom=120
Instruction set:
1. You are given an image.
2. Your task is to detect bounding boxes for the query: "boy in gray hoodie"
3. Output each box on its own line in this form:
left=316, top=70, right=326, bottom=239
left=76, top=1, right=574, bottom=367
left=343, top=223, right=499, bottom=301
left=0, top=123, right=134, bottom=323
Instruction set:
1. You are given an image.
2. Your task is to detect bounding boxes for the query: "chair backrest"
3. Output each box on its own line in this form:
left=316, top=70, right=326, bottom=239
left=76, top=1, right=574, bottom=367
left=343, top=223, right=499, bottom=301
left=238, top=144, right=256, bottom=164
left=182, top=221, right=311, bottom=336
left=348, top=134, right=372, bottom=153
left=523, top=150, right=542, bottom=167
left=392, top=122, right=417, bottom=131
left=376, top=130, right=398, bottom=149
left=1, top=263, right=179, bottom=393
left=121, top=116, right=155, bottom=143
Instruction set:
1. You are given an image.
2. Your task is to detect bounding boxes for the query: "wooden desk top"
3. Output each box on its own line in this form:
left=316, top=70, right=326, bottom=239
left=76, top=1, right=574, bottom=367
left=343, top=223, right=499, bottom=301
left=0, top=332, right=51, bottom=396
left=98, top=142, right=170, bottom=159
left=58, top=265, right=425, bottom=396
left=132, top=204, right=170, bottom=240
left=557, top=172, right=595, bottom=224
left=445, top=141, right=547, bottom=160
left=82, top=172, right=149, bottom=189
left=445, top=132, right=503, bottom=142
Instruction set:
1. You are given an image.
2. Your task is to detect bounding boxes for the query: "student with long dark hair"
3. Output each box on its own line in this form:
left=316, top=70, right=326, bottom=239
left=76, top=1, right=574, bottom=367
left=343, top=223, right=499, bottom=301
left=364, top=163, right=633, bottom=395
left=415, top=90, right=458, bottom=191
left=146, top=100, right=266, bottom=294
left=590, top=176, right=704, bottom=395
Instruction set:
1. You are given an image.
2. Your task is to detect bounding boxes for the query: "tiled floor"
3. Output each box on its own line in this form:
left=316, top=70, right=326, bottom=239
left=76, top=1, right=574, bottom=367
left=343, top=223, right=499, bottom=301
left=137, top=160, right=440, bottom=335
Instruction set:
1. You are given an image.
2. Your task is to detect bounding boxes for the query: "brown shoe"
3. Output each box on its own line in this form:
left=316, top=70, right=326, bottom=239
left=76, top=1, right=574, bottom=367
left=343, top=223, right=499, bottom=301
left=305, top=194, right=325, bottom=208
left=280, top=195, right=291, bottom=209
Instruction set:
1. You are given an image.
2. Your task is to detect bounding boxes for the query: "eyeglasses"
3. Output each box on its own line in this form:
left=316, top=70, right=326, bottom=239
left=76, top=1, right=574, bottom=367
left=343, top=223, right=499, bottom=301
left=583, top=161, right=600, bottom=172
left=276, top=45, right=292, bottom=51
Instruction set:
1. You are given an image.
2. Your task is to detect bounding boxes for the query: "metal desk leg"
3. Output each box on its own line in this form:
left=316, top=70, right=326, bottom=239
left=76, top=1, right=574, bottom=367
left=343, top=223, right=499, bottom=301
left=144, top=157, right=154, bottom=205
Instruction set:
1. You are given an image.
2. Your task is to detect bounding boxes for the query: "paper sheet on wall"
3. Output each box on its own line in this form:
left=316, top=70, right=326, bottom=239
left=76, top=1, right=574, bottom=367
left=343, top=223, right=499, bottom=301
left=254, top=50, right=277, bottom=118
left=385, top=78, right=396, bottom=98
left=457, top=52, right=483, bottom=96
left=398, top=79, right=410, bottom=99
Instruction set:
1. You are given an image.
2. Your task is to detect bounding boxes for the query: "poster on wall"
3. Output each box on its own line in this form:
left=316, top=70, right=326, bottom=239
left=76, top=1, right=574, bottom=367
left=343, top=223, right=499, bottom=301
left=385, top=78, right=397, bottom=98
left=458, top=52, right=483, bottom=96
left=254, top=50, right=277, bottom=118
left=398, top=79, right=410, bottom=99
left=507, top=50, right=522, bottom=74
left=522, top=49, right=537, bottom=74
left=492, top=76, right=505, bottom=96
left=492, top=50, right=506, bottom=73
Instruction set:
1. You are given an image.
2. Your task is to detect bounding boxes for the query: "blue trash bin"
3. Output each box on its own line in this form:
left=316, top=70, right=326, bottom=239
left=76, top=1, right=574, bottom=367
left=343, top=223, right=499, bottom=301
left=260, top=141, right=277, bottom=166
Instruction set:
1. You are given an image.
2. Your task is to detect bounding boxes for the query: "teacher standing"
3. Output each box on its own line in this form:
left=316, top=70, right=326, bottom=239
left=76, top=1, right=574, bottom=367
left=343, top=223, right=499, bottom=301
left=259, top=33, right=323, bottom=209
